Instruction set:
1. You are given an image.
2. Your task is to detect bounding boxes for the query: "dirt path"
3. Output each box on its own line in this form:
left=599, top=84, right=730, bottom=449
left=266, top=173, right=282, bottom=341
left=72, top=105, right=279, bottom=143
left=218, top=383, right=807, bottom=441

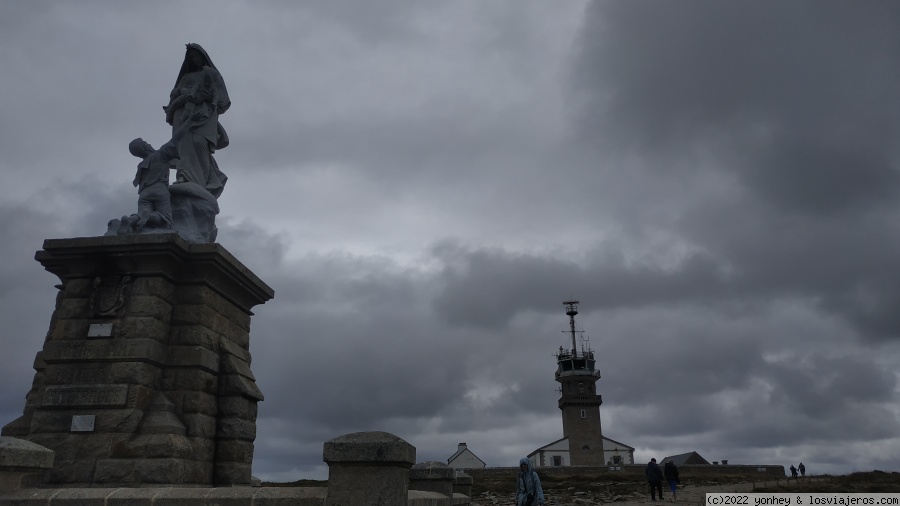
left=618, top=478, right=822, bottom=506
left=471, top=477, right=827, bottom=506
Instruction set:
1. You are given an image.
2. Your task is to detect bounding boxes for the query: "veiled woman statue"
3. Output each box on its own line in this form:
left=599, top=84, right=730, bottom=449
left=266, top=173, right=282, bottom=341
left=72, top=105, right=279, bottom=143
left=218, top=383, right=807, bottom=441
left=164, top=43, right=230, bottom=198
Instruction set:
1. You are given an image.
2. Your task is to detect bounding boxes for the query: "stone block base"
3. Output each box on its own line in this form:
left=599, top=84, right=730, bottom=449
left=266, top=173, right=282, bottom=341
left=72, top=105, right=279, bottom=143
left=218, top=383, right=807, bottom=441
left=2, top=235, right=273, bottom=487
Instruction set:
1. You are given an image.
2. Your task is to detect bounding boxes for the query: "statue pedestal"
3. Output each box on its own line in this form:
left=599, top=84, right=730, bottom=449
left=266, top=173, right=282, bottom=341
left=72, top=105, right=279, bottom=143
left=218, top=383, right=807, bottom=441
left=1, top=234, right=273, bottom=486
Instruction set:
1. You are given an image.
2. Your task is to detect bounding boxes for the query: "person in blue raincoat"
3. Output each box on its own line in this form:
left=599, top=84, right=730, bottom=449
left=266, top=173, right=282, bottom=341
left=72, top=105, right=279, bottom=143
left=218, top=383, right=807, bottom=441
left=516, top=457, right=545, bottom=506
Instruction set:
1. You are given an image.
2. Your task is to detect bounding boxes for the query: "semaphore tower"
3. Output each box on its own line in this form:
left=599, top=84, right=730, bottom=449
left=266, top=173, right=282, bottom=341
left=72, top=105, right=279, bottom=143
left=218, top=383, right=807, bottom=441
left=555, top=300, right=604, bottom=466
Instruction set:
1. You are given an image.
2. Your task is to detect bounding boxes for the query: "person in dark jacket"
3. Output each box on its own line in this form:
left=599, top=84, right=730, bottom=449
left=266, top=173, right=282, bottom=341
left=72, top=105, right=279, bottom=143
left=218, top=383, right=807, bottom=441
left=790, top=465, right=798, bottom=478
left=645, top=458, right=664, bottom=501
left=798, top=463, right=806, bottom=477
left=664, top=461, right=680, bottom=501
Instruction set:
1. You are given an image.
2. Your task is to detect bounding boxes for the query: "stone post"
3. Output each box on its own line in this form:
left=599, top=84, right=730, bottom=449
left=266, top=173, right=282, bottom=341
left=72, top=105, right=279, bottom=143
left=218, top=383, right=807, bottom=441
left=453, top=470, right=473, bottom=498
left=0, top=437, right=54, bottom=490
left=409, top=461, right=454, bottom=502
left=323, top=431, right=415, bottom=506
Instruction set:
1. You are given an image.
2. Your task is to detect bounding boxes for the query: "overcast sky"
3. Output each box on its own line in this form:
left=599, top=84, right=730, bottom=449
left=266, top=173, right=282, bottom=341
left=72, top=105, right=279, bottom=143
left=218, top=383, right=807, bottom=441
left=2, top=1, right=900, bottom=481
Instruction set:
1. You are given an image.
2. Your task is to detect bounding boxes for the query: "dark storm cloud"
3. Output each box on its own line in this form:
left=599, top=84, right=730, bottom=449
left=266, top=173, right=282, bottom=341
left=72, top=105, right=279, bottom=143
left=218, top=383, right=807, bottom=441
left=569, top=0, right=900, bottom=342
left=574, top=1, right=900, bottom=214
left=564, top=285, right=900, bottom=462
left=679, top=199, right=900, bottom=339
left=762, top=352, right=897, bottom=419
left=215, top=220, right=292, bottom=280
left=605, top=352, right=900, bottom=453
left=246, top=247, right=561, bottom=429
left=432, top=241, right=736, bottom=329
left=240, top=252, right=458, bottom=429
left=732, top=353, right=897, bottom=444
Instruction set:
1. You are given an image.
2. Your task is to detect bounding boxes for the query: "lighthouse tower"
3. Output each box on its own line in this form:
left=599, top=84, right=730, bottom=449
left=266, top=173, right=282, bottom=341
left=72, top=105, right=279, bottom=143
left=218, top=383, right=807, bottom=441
left=555, top=300, right=604, bottom=466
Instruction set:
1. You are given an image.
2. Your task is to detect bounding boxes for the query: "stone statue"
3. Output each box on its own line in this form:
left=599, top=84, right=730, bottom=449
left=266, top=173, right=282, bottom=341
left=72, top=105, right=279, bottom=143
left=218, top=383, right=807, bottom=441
left=164, top=43, right=230, bottom=199
left=106, top=44, right=228, bottom=243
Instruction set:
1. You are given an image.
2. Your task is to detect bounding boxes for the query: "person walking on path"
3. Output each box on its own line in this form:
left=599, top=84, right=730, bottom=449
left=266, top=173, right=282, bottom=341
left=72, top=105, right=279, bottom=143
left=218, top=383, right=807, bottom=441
left=790, top=465, right=798, bottom=478
left=664, top=460, right=680, bottom=502
left=798, top=463, right=806, bottom=477
left=516, top=457, right=545, bottom=506
left=646, top=458, right=664, bottom=501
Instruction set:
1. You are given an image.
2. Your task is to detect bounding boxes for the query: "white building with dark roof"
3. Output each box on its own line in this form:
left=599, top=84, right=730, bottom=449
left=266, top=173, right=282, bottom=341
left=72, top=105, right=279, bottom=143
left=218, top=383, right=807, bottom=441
left=447, top=442, right=486, bottom=469
left=528, top=435, right=635, bottom=468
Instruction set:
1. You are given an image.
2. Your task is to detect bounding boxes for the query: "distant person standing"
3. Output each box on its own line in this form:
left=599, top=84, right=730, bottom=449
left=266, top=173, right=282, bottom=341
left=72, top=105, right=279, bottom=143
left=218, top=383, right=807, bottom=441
left=664, top=460, right=680, bottom=501
left=798, top=463, right=806, bottom=477
left=516, top=457, right=545, bottom=506
left=646, top=458, right=664, bottom=501
left=790, top=465, right=798, bottom=478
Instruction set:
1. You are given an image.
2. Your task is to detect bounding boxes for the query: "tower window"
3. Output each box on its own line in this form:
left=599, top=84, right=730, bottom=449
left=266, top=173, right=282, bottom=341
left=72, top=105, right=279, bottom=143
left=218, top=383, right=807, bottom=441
left=580, top=409, right=586, bottom=418
left=553, top=456, right=562, bottom=466
left=578, top=382, right=584, bottom=393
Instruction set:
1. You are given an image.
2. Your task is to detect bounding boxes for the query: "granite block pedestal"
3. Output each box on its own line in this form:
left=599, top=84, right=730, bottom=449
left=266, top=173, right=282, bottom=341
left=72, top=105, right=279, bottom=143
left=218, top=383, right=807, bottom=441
left=1, top=234, right=273, bottom=486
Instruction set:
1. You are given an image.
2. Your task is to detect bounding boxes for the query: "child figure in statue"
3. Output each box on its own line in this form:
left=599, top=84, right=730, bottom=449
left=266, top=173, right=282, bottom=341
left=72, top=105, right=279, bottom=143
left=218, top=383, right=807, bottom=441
left=119, top=112, right=202, bottom=232
left=124, top=139, right=175, bottom=230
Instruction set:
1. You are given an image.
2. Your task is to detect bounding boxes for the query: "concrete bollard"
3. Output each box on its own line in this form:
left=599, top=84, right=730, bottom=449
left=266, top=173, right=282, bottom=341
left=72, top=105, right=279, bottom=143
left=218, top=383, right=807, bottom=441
left=454, top=470, right=473, bottom=497
left=0, top=437, right=55, bottom=490
left=323, top=431, right=416, bottom=506
left=409, top=461, right=454, bottom=505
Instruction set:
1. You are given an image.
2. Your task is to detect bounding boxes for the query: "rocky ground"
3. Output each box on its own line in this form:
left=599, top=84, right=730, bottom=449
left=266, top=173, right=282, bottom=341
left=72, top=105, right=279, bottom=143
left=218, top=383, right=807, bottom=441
left=473, top=481, right=752, bottom=506
left=470, top=471, right=900, bottom=506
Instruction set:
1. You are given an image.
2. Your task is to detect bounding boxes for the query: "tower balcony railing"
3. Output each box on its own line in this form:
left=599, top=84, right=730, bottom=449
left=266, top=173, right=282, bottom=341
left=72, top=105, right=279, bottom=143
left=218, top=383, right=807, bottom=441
left=555, top=369, right=601, bottom=378
left=555, top=349, right=595, bottom=361
left=558, top=394, right=602, bottom=408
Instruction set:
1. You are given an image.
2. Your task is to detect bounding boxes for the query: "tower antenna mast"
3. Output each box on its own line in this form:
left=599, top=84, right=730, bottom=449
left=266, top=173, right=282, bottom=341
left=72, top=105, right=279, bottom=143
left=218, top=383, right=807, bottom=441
left=564, top=300, right=579, bottom=356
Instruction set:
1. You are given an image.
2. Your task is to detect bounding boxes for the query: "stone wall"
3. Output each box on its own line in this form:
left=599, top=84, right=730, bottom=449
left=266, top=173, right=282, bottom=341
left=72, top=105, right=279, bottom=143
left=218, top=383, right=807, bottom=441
left=0, top=487, right=327, bottom=505
left=467, top=463, right=787, bottom=483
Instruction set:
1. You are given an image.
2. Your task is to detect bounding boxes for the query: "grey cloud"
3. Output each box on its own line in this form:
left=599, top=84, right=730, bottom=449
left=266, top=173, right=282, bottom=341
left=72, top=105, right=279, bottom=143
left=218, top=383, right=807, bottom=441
left=431, top=241, right=736, bottom=329
left=572, top=0, right=900, bottom=215
left=215, top=220, right=292, bottom=279
left=678, top=200, right=900, bottom=339
left=567, top=1, right=900, bottom=341
left=762, top=353, right=897, bottom=419
left=432, top=243, right=583, bottom=328
left=246, top=255, right=458, bottom=429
